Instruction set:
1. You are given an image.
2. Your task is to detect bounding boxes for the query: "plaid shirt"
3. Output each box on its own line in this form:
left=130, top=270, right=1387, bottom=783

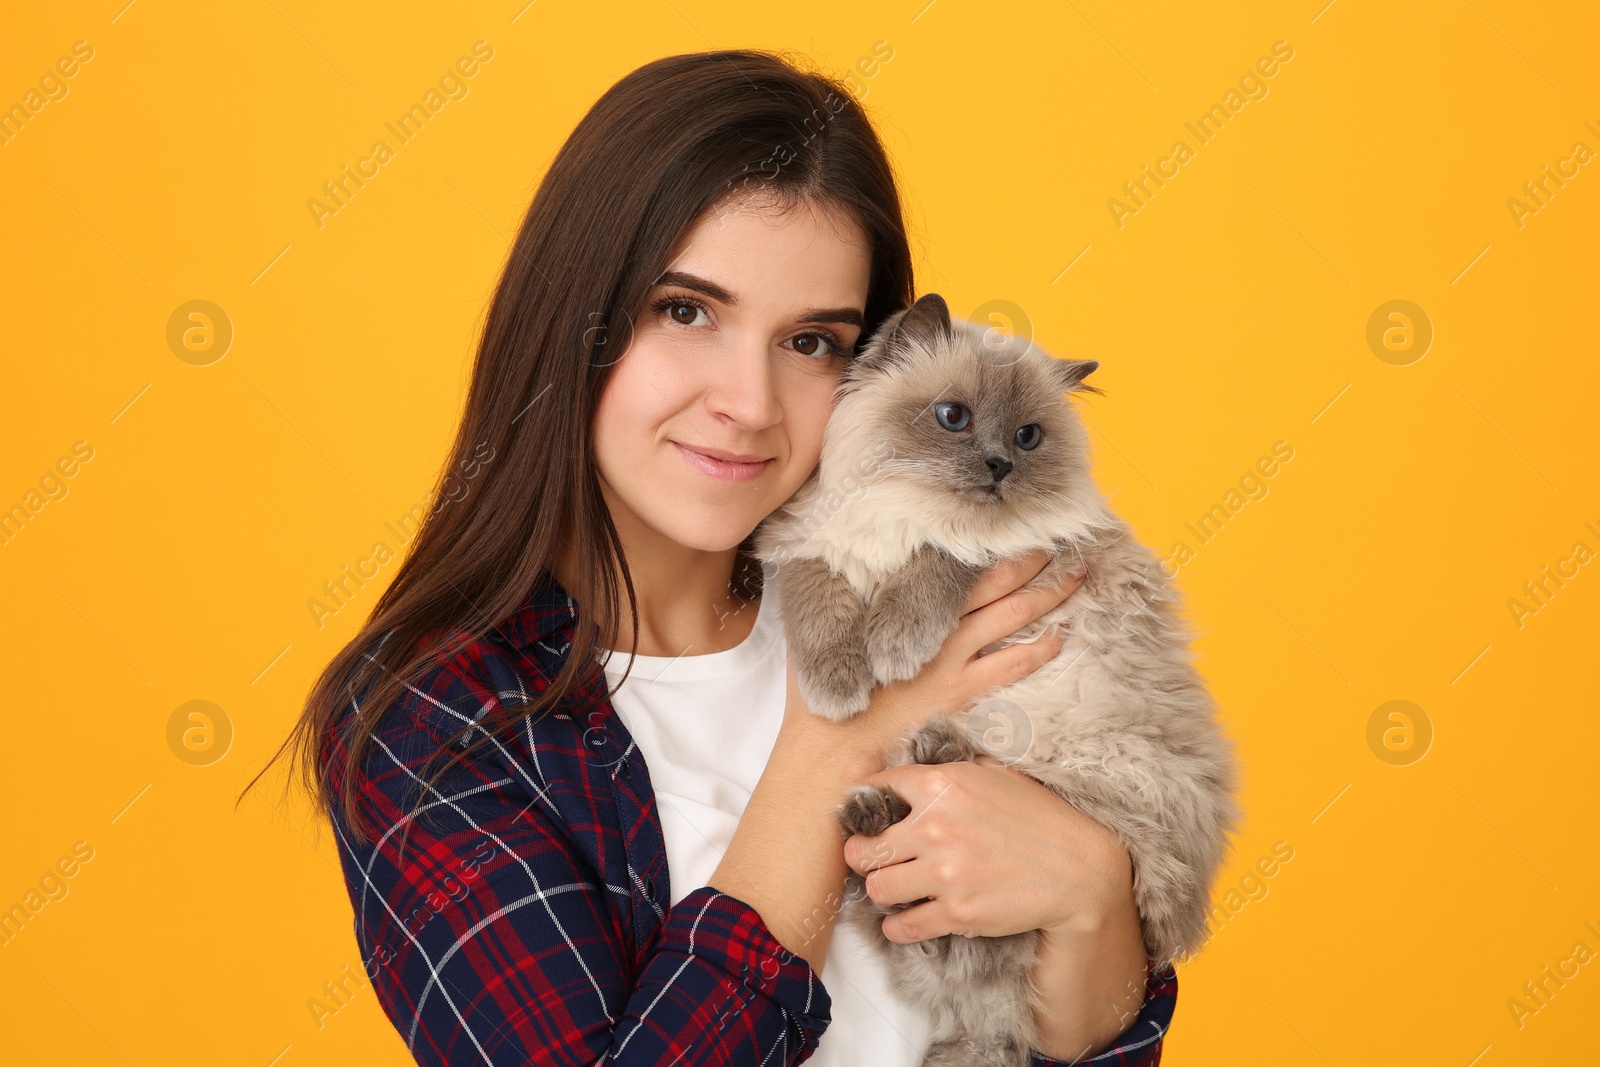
left=325, top=569, right=1177, bottom=1065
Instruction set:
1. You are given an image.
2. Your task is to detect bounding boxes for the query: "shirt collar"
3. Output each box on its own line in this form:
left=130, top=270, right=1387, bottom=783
left=500, top=568, right=581, bottom=652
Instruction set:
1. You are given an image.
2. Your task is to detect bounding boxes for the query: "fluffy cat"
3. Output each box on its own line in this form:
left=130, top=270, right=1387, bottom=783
left=752, top=293, right=1240, bottom=1067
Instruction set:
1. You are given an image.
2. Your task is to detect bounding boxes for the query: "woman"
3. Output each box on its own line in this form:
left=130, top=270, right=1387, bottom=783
left=248, top=49, right=1176, bottom=1065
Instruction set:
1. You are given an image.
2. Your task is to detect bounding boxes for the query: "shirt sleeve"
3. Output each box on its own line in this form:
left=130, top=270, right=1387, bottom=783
left=327, top=664, right=832, bottom=1066
left=1028, top=957, right=1176, bottom=1067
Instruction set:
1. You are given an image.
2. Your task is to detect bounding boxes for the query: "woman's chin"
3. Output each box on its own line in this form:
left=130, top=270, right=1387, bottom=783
left=658, top=513, right=766, bottom=555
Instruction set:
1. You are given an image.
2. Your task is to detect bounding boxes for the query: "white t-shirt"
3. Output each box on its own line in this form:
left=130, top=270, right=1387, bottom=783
left=597, top=592, right=932, bottom=1065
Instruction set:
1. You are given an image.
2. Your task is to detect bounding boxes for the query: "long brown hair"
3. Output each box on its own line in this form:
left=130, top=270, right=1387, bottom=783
left=240, top=48, right=916, bottom=845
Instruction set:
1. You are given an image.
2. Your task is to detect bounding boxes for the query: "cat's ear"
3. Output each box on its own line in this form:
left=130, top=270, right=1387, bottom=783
left=889, top=293, right=953, bottom=353
left=1050, top=357, right=1101, bottom=395
left=854, top=293, right=953, bottom=375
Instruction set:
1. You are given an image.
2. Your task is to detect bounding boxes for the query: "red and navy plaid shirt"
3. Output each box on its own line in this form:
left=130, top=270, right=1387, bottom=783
left=324, top=569, right=1177, bottom=1065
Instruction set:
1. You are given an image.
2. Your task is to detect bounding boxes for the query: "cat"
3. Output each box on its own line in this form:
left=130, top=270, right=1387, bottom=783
left=751, top=293, right=1240, bottom=1067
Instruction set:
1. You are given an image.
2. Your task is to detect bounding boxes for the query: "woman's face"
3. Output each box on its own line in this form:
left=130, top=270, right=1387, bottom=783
left=592, top=195, right=873, bottom=557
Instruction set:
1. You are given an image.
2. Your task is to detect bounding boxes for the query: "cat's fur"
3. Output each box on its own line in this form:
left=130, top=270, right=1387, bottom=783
left=752, top=294, right=1240, bottom=1066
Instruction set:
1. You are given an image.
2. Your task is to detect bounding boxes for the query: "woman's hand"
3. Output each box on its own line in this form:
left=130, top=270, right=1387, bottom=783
left=842, top=757, right=1151, bottom=1058
left=841, top=754, right=1135, bottom=943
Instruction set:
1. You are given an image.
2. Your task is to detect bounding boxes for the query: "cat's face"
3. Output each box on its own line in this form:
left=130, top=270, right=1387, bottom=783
left=828, top=293, right=1099, bottom=518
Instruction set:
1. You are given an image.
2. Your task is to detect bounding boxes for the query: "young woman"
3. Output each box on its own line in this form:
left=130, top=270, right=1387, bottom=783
left=251, top=49, right=1176, bottom=1066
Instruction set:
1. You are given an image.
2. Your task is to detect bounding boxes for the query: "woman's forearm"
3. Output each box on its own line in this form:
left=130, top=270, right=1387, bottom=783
left=1029, top=887, right=1150, bottom=1060
left=706, top=720, right=876, bottom=975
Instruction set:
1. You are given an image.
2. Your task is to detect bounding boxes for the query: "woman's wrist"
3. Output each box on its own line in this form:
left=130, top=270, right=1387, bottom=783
left=1020, top=783, right=1148, bottom=1056
left=1037, top=798, right=1136, bottom=937
left=776, top=702, right=891, bottom=783
left=1031, top=894, right=1150, bottom=1058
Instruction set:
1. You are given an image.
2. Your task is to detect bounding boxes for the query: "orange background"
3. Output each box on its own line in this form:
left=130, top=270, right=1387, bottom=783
left=2, top=1, right=1596, bottom=1063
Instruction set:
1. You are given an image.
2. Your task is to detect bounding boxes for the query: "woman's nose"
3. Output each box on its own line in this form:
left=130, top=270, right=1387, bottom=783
left=705, top=337, right=782, bottom=428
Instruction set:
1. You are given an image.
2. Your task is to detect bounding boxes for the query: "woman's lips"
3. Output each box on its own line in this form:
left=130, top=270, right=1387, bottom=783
left=672, top=442, right=772, bottom=482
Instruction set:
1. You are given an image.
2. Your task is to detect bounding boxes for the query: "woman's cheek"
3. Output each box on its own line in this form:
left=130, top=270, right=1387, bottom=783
left=593, top=346, right=670, bottom=465
left=791, top=376, right=838, bottom=464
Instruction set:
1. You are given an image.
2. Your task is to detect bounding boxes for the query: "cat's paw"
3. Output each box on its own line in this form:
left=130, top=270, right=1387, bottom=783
left=865, top=597, right=953, bottom=687
left=837, top=784, right=912, bottom=838
left=797, top=656, right=874, bottom=722
left=791, top=637, right=874, bottom=722
left=908, top=716, right=978, bottom=766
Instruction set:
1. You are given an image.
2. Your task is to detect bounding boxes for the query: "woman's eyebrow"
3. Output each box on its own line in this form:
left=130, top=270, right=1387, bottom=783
left=654, top=270, right=734, bottom=304
left=797, top=306, right=865, bottom=329
left=652, top=270, right=864, bottom=329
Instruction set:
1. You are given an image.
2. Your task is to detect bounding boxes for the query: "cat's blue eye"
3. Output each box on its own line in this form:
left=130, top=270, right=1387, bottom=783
left=1015, top=424, right=1042, bottom=450
left=934, top=402, right=970, bottom=432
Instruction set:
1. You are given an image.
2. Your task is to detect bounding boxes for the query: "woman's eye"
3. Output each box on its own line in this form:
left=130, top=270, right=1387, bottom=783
left=934, top=402, right=970, bottom=431
left=664, top=300, right=708, bottom=327
left=787, top=333, right=838, bottom=359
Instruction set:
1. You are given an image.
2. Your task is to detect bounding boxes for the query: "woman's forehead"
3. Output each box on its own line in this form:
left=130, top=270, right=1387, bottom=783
left=661, top=199, right=871, bottom=310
